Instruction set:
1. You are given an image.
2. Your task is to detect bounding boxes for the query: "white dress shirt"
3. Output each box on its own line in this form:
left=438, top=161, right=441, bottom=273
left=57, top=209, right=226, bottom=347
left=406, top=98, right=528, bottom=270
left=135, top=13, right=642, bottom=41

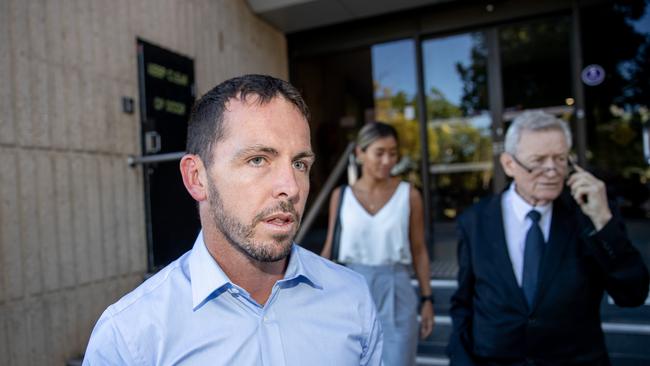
left=501, top=183, right=553, bottom=287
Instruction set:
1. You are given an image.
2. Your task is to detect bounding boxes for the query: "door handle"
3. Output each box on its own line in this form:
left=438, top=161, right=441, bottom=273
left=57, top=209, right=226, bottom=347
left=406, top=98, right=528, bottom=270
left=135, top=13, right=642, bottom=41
left=145, top=131, right=162, bottom=154
left=641, top=124, right=650, bottom=165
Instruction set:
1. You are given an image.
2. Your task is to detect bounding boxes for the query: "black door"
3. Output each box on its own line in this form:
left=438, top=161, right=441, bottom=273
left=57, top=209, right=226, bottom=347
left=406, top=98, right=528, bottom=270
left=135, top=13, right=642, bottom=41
left=137, top=39, right=200, bottom=270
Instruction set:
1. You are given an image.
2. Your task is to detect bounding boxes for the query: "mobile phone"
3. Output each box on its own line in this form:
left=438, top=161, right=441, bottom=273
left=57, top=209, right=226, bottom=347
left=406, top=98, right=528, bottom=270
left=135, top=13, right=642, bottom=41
left=567, top=155, right=588, bottom=204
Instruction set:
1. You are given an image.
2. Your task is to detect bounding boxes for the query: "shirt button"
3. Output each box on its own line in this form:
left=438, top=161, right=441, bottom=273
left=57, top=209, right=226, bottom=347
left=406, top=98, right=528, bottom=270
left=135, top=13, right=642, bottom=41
left=528, top=317, right=537, bottom=325
left=263, top=316, right=269, bottom=323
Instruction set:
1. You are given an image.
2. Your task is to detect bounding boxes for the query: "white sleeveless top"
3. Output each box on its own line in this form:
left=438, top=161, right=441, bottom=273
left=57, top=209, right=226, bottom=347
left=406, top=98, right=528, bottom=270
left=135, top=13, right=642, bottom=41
left=338, top=182, right=413, bottom=265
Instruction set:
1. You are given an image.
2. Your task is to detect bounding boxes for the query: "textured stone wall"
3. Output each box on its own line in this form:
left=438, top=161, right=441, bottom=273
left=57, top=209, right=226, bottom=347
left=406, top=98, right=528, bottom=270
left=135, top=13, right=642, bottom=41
left=0, top=0, right=287, bottom=363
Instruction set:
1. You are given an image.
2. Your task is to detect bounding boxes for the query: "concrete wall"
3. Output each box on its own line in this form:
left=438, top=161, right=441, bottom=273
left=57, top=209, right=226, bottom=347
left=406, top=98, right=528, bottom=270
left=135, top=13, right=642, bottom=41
left=0, top=0, right=288, bottom=363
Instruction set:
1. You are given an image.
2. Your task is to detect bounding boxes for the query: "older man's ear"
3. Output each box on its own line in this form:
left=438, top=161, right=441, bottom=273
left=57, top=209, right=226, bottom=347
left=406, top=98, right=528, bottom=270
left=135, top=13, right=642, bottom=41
left=500, top=153, right=515, bottom=178
left=180, top=154, right=208, bottom=202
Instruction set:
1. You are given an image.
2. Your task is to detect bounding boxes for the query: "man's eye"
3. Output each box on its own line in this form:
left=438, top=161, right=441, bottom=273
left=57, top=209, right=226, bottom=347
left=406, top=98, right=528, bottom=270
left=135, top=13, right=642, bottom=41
left=248, top=157, right=265, bottom=166
left=293, top=161, right=307, bottom=171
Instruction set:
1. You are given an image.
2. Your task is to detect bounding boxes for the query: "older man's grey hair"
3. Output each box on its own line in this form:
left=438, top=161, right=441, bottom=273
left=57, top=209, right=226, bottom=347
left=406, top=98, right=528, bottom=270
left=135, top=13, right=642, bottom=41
left=504, top=110, right=573, bottom=155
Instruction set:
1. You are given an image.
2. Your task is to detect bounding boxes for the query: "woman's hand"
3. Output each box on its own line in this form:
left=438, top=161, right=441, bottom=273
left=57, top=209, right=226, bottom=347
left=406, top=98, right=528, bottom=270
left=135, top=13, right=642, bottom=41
left=420, top=301, right=435, bottom=339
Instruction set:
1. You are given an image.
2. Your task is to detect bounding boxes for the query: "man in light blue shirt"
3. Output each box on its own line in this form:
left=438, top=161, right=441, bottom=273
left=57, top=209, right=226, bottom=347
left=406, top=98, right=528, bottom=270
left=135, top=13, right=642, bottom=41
left=83, top=74, right=383, bottom=365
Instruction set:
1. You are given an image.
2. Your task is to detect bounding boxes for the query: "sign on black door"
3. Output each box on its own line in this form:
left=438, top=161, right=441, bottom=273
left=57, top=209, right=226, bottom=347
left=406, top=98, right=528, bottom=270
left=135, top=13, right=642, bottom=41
left=137, top=39, right=200, bottom=270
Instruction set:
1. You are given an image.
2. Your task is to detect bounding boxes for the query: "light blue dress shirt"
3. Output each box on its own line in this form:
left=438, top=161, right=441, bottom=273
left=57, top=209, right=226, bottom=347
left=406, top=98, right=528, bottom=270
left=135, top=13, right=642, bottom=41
left=82, top=232, right=383, bottom=365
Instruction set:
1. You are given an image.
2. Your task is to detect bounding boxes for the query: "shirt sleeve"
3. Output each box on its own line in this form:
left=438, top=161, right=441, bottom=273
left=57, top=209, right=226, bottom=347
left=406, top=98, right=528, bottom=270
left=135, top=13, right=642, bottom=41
left=359, top=283, right=384, bottom=366
left=82, top=308, right=138, bottom=366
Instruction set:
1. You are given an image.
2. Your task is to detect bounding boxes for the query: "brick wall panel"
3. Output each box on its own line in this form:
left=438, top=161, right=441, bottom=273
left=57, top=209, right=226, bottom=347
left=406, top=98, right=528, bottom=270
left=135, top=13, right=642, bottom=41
left=0, top=149, right=22, bottom=301
left=18, top=151, right=43, bottom=296
left=85, top=155, right=105, bottom=282
left=54, top=153, right=76, bottom=288
left=0, top=0, right=16, bottom=145
left=36, top=153, right=61, bottom=292
left=100, top=157, right=118, bottom=278
left=28, top=0, right=47, bottom=61
left=6, top=302, right=29, bottom=365
left=71, top=155, right=91, bottom=284
left=45, top=0, right=64, bottom=66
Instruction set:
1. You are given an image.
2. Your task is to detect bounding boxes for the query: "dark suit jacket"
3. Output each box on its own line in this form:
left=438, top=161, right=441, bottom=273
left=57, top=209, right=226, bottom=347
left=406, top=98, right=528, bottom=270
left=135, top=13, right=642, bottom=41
left=448, top=190, right=649, bottom=366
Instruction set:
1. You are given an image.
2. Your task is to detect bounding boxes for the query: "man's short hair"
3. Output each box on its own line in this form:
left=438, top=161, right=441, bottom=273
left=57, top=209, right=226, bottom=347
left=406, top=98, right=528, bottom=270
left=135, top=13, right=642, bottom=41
left=504, top=110, right=573, bottom=155
left=186, top=74, right=310, bottom=167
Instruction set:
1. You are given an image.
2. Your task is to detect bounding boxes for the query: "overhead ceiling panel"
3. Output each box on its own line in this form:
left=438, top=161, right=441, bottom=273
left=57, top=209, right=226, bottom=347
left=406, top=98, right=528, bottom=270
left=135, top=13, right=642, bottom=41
left=246, top=0, right=455, bottom=33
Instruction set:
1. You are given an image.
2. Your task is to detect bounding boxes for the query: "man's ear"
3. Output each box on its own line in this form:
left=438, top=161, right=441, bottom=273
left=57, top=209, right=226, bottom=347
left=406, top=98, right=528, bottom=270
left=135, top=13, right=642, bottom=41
left=180, top=154, right=208, bottom=202
left=500, top=152, right=515, bottom=178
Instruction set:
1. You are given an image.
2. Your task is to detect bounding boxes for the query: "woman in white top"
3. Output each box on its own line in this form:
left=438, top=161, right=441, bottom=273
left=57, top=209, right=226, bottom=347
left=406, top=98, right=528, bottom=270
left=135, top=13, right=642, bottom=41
left=321, top=122, right=435, bottom=366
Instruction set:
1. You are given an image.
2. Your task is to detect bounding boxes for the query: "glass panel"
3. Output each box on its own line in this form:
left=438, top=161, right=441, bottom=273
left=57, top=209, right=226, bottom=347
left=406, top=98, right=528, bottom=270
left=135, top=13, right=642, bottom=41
left=291, top=47, right=375, bottom=252
left=499, top=16, right=572, bottom=113
left=581, top=1, right=650, bottom=268
left=422, top=32, right=492, bottom=222
left=371, top=39, right=421, bottom=185
left=422, top=32, right=492, bottom=267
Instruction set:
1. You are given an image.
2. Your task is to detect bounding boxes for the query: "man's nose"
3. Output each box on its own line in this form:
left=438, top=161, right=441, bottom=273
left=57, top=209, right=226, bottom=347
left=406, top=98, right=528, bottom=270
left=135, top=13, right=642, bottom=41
left=272, top=163, right=301, bottom=201
left=540, top=158, right=561, bottom=176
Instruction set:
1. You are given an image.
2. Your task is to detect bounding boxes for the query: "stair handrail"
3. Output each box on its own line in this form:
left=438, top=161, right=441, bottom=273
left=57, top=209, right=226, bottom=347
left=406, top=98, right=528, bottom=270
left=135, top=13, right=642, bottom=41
left=296, top=142, right=355, bottom=244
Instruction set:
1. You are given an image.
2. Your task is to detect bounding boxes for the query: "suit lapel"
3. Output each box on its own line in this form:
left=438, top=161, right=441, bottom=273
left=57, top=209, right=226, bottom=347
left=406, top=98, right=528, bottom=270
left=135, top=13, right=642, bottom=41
left=531, top=194, right=575, bottom=311
left=482, top=194, right=528, bottom=309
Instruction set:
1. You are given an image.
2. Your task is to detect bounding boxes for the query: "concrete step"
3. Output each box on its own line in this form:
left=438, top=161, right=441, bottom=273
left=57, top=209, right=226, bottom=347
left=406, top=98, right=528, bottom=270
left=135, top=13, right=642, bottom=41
left=601, top=294, right=650, bottom=323
left=416, top=355, right=450, bottom=366
left=416, top=279, right=650, bottom=363
left=417, top=315, right=452, bottom=357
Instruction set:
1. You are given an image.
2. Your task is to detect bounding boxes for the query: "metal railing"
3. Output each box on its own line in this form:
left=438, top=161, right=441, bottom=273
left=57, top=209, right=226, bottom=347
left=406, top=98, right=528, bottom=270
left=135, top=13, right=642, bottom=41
left=295, top=142, right=355, bottom=244
left=127, top=151, right=186, bottom=167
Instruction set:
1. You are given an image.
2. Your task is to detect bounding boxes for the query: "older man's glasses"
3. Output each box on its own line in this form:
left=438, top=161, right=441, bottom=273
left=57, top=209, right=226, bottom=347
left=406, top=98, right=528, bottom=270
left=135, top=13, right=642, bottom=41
left=510, top=154, right=573, bottom=175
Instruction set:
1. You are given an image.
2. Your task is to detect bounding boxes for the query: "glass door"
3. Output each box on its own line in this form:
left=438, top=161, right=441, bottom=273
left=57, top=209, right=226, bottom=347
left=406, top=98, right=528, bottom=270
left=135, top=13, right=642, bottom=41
left=580, top=2, right=650, bottom=268
left=499, top=16, right=573, bottom=116
left=419, top=16, right=575, bottom=268
left=421, top=31, right=492, bottom=267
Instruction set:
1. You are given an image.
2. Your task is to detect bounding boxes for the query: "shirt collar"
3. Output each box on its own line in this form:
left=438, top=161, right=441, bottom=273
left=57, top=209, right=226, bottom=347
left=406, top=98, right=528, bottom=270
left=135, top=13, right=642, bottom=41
left=189, top=231, right=231, bottom=310
left=189, top=231, right=322, bottom=310
left=507, top=183, right=552, bottom=223
left=281, top=245, right=322, bottom=290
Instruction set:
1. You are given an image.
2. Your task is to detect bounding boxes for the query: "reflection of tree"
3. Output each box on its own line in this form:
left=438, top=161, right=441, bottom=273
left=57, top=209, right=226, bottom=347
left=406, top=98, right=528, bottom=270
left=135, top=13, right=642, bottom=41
left=581, top=0, right=650, bottom=218
left=428, top=87, right=463, bottom=118
left=374, top=83, right=493, bottom=218
left=456, top=33, right=489, bottom=115
left=500, top=18, right=573, bottom=109
left=582, top=1, right=649, bottom=164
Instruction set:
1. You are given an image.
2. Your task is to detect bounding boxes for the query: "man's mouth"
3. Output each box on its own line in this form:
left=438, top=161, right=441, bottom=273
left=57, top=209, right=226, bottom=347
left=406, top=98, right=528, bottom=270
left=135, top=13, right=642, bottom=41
left=262, top=213, right=295, bottom=226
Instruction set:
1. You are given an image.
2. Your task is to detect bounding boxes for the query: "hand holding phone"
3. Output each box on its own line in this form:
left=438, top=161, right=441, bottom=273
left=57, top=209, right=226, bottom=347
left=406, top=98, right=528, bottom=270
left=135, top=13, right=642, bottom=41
left=566, top=162, right=613, bottom=231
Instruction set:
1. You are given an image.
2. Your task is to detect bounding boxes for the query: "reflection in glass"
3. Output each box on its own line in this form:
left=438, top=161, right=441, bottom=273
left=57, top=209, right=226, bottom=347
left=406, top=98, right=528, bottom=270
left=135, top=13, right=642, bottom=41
left=499, top=17, right=572, bottom=112
left=582, top=0, right=650, bottom=231
left=371, top=39, right=422, bottom=185
left=422, top=32, right=492, bottom=221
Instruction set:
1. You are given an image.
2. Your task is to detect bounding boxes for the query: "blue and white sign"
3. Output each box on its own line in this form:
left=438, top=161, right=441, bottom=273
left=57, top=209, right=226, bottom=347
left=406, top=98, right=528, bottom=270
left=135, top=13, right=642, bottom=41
left=581, top=64, right=606, bottom=86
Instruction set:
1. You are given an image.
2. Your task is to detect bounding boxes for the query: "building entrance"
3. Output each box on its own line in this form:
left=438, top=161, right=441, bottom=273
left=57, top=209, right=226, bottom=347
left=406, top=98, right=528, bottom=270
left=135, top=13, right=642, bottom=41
left=290, top=2, right=650, bottom=274
left=136, top=39, right=199, bottom=270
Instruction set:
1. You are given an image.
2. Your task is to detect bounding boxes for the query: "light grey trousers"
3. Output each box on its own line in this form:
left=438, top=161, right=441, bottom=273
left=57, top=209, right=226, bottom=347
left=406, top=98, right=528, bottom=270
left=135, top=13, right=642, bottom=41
left=347, top=263, right=419, bottom=366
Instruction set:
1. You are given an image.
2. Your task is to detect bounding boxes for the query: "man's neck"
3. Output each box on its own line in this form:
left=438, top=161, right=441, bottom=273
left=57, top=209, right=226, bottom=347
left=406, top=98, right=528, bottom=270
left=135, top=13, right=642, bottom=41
left=202, top=226, right=287, bottom=305
left=513, top=184, right=551, bottom=207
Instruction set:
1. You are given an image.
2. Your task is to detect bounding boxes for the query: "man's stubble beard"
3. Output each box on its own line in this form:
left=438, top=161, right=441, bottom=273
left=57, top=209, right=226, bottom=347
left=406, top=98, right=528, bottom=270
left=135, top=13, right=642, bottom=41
left=207, top=177, right=300, bottom=263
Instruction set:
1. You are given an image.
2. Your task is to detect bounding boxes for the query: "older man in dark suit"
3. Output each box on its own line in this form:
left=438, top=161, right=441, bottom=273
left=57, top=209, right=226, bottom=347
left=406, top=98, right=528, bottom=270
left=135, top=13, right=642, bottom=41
left=448, top=110, right=649, bottom=366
